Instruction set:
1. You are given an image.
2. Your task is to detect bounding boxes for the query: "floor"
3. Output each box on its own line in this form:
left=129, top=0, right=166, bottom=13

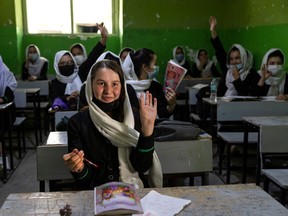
left=0, top=127, right=287, bottom=209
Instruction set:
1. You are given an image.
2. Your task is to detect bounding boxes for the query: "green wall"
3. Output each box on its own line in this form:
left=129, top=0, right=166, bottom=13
left=1, top=0, right=288, bottom=83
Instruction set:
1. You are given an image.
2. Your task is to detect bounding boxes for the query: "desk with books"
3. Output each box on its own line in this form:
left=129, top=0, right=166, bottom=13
left=1, top=184, right=288, bottom=215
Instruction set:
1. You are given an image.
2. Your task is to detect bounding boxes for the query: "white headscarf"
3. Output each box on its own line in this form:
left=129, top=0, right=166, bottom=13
left=25, top=44, right=48, bottom=77
left=54, top=51, right=82, bottom=95
left=121, top=53, right=152, bottom=98
left=195, top=49, right=214, bottom=78
left=172, top=45, right=186, bottom=66
left=258, top=48, right=286, bottom=96
left=225, top=44, right=253, bottom=96
left=0, top=55, right=17, bottom=97
left=70, top=43, right=87, bottom=61
left=85, top=60, right=163, bottom=188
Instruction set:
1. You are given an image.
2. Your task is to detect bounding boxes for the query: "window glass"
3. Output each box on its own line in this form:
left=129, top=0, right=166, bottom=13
left=26, top=0, right=113, bottom=34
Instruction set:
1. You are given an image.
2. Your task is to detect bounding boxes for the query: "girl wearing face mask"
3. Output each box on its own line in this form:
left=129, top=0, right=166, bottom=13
left=172, top=46, right=192, bottom=77
left=22, top=44, right=49, bottom=81
left=209, top=16, right=259, bottom=97
left=122, top=48, right=177, bottom=118
left=49, top=51, right=82, bottom=111
left=256, top=49, right=288, bottom=99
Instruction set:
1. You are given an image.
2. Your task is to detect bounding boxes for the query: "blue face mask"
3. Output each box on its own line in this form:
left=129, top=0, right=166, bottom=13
left=148, top=65, right=159, bottom=79
left=29, top=53, right=39, bottom=62
left=176, top=53, right=184, bottom=62
left=228, top=63, right=243, bottom=70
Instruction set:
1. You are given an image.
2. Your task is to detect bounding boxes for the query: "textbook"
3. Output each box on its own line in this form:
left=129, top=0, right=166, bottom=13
left=94, top=181, right=143, bottom=215
left=164, top=60, right=187, bottom=91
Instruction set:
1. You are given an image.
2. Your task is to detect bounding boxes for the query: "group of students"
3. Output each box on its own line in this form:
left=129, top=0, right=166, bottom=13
left=2, top=16, right=288, bottom=190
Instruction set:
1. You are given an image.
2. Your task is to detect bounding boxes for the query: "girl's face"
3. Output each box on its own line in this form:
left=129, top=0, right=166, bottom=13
left=229, top=50, right=241, bottom=65
left=92, top=68, right=122, bottom=103
left=198, top=51, right=208, bottom=63
left=267, top=56, right=282, bottom=65
left=28, top=46, right=37, bottom=54
left=71, top=47, right=83, bottom=56
left=146, top=54, right=157, bottom=73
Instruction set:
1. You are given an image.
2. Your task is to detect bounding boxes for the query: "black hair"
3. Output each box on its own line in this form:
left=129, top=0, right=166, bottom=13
left=268, top=50, right=284, bottom=64
left=130, top=48, right=155, bottom=78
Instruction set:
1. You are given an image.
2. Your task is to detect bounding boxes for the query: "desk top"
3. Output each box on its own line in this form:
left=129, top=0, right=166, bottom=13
left=243, top=116, right=288, bottom=127
left=0, top=102, right=13, bottom=110
left=1, top=184, right=287, bottom=215
left=15, top=87, right=40, bottom=94
left=46, top=131, right=67, bottom=145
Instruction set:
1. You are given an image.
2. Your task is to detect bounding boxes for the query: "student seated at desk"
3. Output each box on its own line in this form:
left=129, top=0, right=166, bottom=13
left=0, top=55, right=17, bottom=129
left=50, top=51, right=82, bottom=111
left=22, top=44, right=48, bottom=81
left=122, top=48, right=178, bottom=119
left=255, top=48, right=288, bottom=100
left=209, top=16, right=259, bottom=97
left=191, top=49, right=220, bottom=78
left=172, top=46, right=192, bottom=77
left=69, top=22, right=108, bottom=82
left=63, top=60, right=162, bottom=190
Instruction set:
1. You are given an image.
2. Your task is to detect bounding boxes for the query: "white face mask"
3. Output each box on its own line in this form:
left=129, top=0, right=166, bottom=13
left=74, top=55, right=85, bottom=66
left=267, top=64, right=283, bottom=76
left=228, top=63, right=242, bottom=70
left=148, top=65, right=159, bottom=79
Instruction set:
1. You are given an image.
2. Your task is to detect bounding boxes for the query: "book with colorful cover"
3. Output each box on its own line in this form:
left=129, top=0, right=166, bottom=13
left=164, top=60, right=187, bottom=91
left=94, top=181, right=143, bottom=215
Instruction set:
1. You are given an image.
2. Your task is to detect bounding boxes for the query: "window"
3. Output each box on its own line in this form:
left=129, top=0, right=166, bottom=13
left=25, top=0, right=116, bottom=34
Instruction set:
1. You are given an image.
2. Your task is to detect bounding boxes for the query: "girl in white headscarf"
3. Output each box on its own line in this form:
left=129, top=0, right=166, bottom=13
left=191, top=49, right=220, bottom=78
left=172, top=46, right=192, bottom=77
left=63, top=60, right=162, bottom=189
left=209, top=16, right=259, bottom=97
left=70, top=43, right=88, bottom=66
left=49, top=51, right=82, bottom=110
left=122, top=48, right=177, bottom=119
left=22, top=44, right=48, bottom=81
left=256, top=48, right=288, bottom=99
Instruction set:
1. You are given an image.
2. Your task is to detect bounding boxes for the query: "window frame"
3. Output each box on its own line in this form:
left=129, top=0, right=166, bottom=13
left=22, top=0, right=120, bottom=36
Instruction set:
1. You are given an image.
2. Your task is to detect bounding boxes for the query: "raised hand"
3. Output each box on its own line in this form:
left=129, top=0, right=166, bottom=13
left=209, top=16, right=218, bottom=39
left=97, top=22, right=108, bottom=45
left=139, top=91, right=157, bottom=137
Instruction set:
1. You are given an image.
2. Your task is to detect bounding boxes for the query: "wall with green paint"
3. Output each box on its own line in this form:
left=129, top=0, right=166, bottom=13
left=1, top=0, right=288, bottom=82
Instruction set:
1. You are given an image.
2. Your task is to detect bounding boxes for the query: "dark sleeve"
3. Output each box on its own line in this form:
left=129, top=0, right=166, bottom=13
left=210, top=36, right=229, bottom=97
left=183, top=61, right=192, bottom=77
left=149, top=81, right=174, bottom=118
left=210, top=36, right=228, bottom=74
left=191, top=63, right=202, bottom=78
left=1, top=87, right=14, bottom=103
left=211, top=63, right=221, bottom=77
left=38, top=61, right=48, bottom=80
left=78, top=83, right=88, bottom=110
left=233, top=69, right=259, bottom=96
left=49, top=79, right=67, bottom=103
left=78, top=41, right=106, bottom=82
left=250, top=72, right=269, bottom=96
left=67, top=114, right=93, bottom=185
left=21, top=62, right=29, bottom=81
left=130, top=133, right=154, bottom=173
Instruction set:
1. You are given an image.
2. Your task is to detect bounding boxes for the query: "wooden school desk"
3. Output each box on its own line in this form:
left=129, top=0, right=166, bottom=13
left=1, top=184, right=288, bottom=215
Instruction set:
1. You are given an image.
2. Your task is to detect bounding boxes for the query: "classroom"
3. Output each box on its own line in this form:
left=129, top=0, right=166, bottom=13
left=1, top=0, right=288, bottom=215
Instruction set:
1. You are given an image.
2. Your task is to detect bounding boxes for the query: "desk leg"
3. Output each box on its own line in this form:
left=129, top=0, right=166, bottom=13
left=32, top=94, right=39, bottom=146
left=1, top=132, right=7, bottom=183
left=255, top=132, right=261, bottom=185
left=40, top=181, right=45, bottom=192
left=242, top=126, right=248, bottom=183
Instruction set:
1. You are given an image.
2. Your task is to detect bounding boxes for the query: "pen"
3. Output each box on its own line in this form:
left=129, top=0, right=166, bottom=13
left=84, top=158, right=99, bottom=169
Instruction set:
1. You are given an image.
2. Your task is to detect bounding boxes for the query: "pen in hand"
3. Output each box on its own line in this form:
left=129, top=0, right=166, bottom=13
left=83, top=158, right=99, bottom=169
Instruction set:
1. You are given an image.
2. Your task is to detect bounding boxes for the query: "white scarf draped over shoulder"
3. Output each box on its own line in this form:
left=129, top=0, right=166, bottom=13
left=54, top=50, right=82, bottom=95
left=85, top=64, right=162, bottom=188
left=121, top=53, right=152, bottom=98
left=225, top=44, right=253, bottom=96
left=257, top=48, right=286, bottom=96
left=0, top=56, right=17, bottom=97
